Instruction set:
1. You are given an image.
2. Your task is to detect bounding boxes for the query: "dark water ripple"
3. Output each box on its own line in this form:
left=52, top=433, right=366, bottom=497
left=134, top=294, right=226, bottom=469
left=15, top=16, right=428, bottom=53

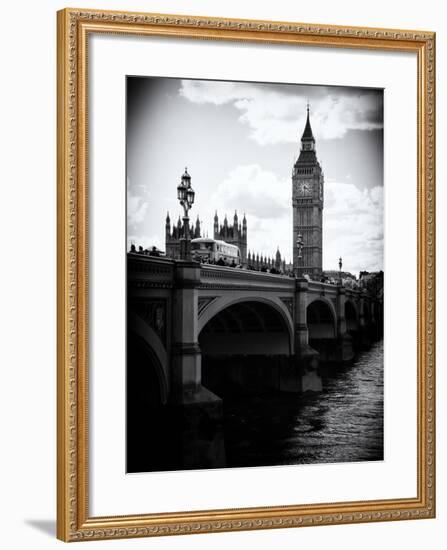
left=223, top=340, right=384, bottom=468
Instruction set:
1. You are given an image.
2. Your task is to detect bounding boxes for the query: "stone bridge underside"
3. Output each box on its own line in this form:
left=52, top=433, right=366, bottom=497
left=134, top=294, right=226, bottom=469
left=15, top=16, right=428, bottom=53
left=127, top=255, right=383, bottom=407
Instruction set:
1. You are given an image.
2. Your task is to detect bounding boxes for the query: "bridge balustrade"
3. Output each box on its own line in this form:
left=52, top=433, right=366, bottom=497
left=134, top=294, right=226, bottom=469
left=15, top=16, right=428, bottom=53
left=200, top=264, right=296, bottom=291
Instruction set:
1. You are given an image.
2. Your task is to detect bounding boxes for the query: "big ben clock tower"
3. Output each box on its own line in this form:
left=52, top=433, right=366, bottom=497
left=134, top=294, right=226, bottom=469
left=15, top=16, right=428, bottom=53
left=292, top=105, right=324, bottom=278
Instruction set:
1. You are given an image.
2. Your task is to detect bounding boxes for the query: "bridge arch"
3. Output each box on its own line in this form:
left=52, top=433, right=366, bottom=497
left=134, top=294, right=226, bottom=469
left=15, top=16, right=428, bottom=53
left=198, top=295, right=294, bottom=353
left=198, top=298, right=293, bottom=395
left=306, top=298, right=337, bottom=340
left=127, top=311, right=169, bottom=404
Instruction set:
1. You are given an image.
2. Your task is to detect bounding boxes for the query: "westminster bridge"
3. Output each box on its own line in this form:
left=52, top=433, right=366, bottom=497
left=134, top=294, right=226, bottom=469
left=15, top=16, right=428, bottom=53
left=127, top=253, right=382, bottom=408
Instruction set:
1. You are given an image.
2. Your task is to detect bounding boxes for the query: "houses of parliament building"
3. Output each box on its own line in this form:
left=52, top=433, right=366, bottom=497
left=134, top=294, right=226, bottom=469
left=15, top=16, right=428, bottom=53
left=165, top=211, right=248, bottom=266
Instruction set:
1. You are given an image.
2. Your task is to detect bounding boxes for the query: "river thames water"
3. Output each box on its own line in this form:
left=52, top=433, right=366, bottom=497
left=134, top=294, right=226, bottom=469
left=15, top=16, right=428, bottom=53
left=127, top=340, right=384, bottom=472
left=222, top=339, right=384, bottom=468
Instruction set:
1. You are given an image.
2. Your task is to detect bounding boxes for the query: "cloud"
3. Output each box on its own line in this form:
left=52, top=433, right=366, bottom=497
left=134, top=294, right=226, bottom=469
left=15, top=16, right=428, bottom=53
left=203, top=165, right=293, bottom=262
left=323, top=181, right=383, bottom=274
left=180, top=80, right=383, bottom=145
left=127, top=178, right=150, bottom=229
left=211, top=164, right=289, bottom=218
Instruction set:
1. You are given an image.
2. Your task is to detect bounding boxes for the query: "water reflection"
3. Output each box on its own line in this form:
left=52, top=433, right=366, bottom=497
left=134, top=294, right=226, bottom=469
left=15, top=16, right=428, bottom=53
left=223, top=340, right=384, bottom=468
left=302, top=356, right=323, bottom=393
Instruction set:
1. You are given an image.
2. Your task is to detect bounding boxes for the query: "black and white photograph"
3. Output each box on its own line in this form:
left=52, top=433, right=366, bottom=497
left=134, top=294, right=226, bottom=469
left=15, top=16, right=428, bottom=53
left=126, top=76, right=384, bottom=474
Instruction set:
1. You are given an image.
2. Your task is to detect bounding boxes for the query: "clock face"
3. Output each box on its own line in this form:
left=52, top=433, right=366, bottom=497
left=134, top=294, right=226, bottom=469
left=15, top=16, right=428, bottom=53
left=297, top=180, right=312, bottom=197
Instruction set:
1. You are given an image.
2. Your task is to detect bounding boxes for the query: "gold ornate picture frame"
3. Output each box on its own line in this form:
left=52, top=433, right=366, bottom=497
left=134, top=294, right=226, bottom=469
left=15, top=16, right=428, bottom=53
left=57, top=7, right=435, bottom=542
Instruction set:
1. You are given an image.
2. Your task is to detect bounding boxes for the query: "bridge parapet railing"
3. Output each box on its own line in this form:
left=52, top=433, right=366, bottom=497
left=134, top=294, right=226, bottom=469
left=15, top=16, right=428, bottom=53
left=127, top=253, right=175, bottom=287
left=307, top=280, right=366, bottom=300
left=200, top=264, right=296, bottom=291
left=307, top=280, right=340, bottom=295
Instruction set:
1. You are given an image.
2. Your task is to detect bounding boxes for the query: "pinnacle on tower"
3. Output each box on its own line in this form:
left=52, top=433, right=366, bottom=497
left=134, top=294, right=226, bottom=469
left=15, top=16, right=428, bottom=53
left=165, top=211, right=171, bottom=239
left=301, top=102, right=315, bottom=142
left=213, top=211, right=219, bottom=239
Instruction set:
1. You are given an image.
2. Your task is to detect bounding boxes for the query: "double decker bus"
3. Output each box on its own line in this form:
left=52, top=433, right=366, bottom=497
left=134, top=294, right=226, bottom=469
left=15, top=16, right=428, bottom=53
left=191, top=238, right=241, bottom=265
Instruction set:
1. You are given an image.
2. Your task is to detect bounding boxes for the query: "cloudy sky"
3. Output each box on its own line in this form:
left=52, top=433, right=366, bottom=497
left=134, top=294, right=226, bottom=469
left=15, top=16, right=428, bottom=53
left=126, top=77, right=383, bottom=275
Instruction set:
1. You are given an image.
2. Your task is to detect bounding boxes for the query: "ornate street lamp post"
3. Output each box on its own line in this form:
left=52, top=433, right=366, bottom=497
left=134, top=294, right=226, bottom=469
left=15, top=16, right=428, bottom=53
left=177, top=167, right=195, bottom=260
left=338, top=256, right=343, bottom=285
left=295, top=233, right=303, bottom=277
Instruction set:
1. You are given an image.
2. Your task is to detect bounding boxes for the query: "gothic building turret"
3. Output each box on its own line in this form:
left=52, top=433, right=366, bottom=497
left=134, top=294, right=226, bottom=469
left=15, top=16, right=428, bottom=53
left=275, top=246, right=282, bottom=270
left=214, top=211, right=219, bottom=237
left=165, top=211, right=171, bottom=240
left=292, top=104, right=324, bottom=277
left=233, top=211, right=239, bottom=237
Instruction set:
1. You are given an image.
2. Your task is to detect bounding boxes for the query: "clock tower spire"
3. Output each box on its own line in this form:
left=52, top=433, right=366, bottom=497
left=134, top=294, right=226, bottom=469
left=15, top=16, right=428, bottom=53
left=292, top=104, right=324, bottom=278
